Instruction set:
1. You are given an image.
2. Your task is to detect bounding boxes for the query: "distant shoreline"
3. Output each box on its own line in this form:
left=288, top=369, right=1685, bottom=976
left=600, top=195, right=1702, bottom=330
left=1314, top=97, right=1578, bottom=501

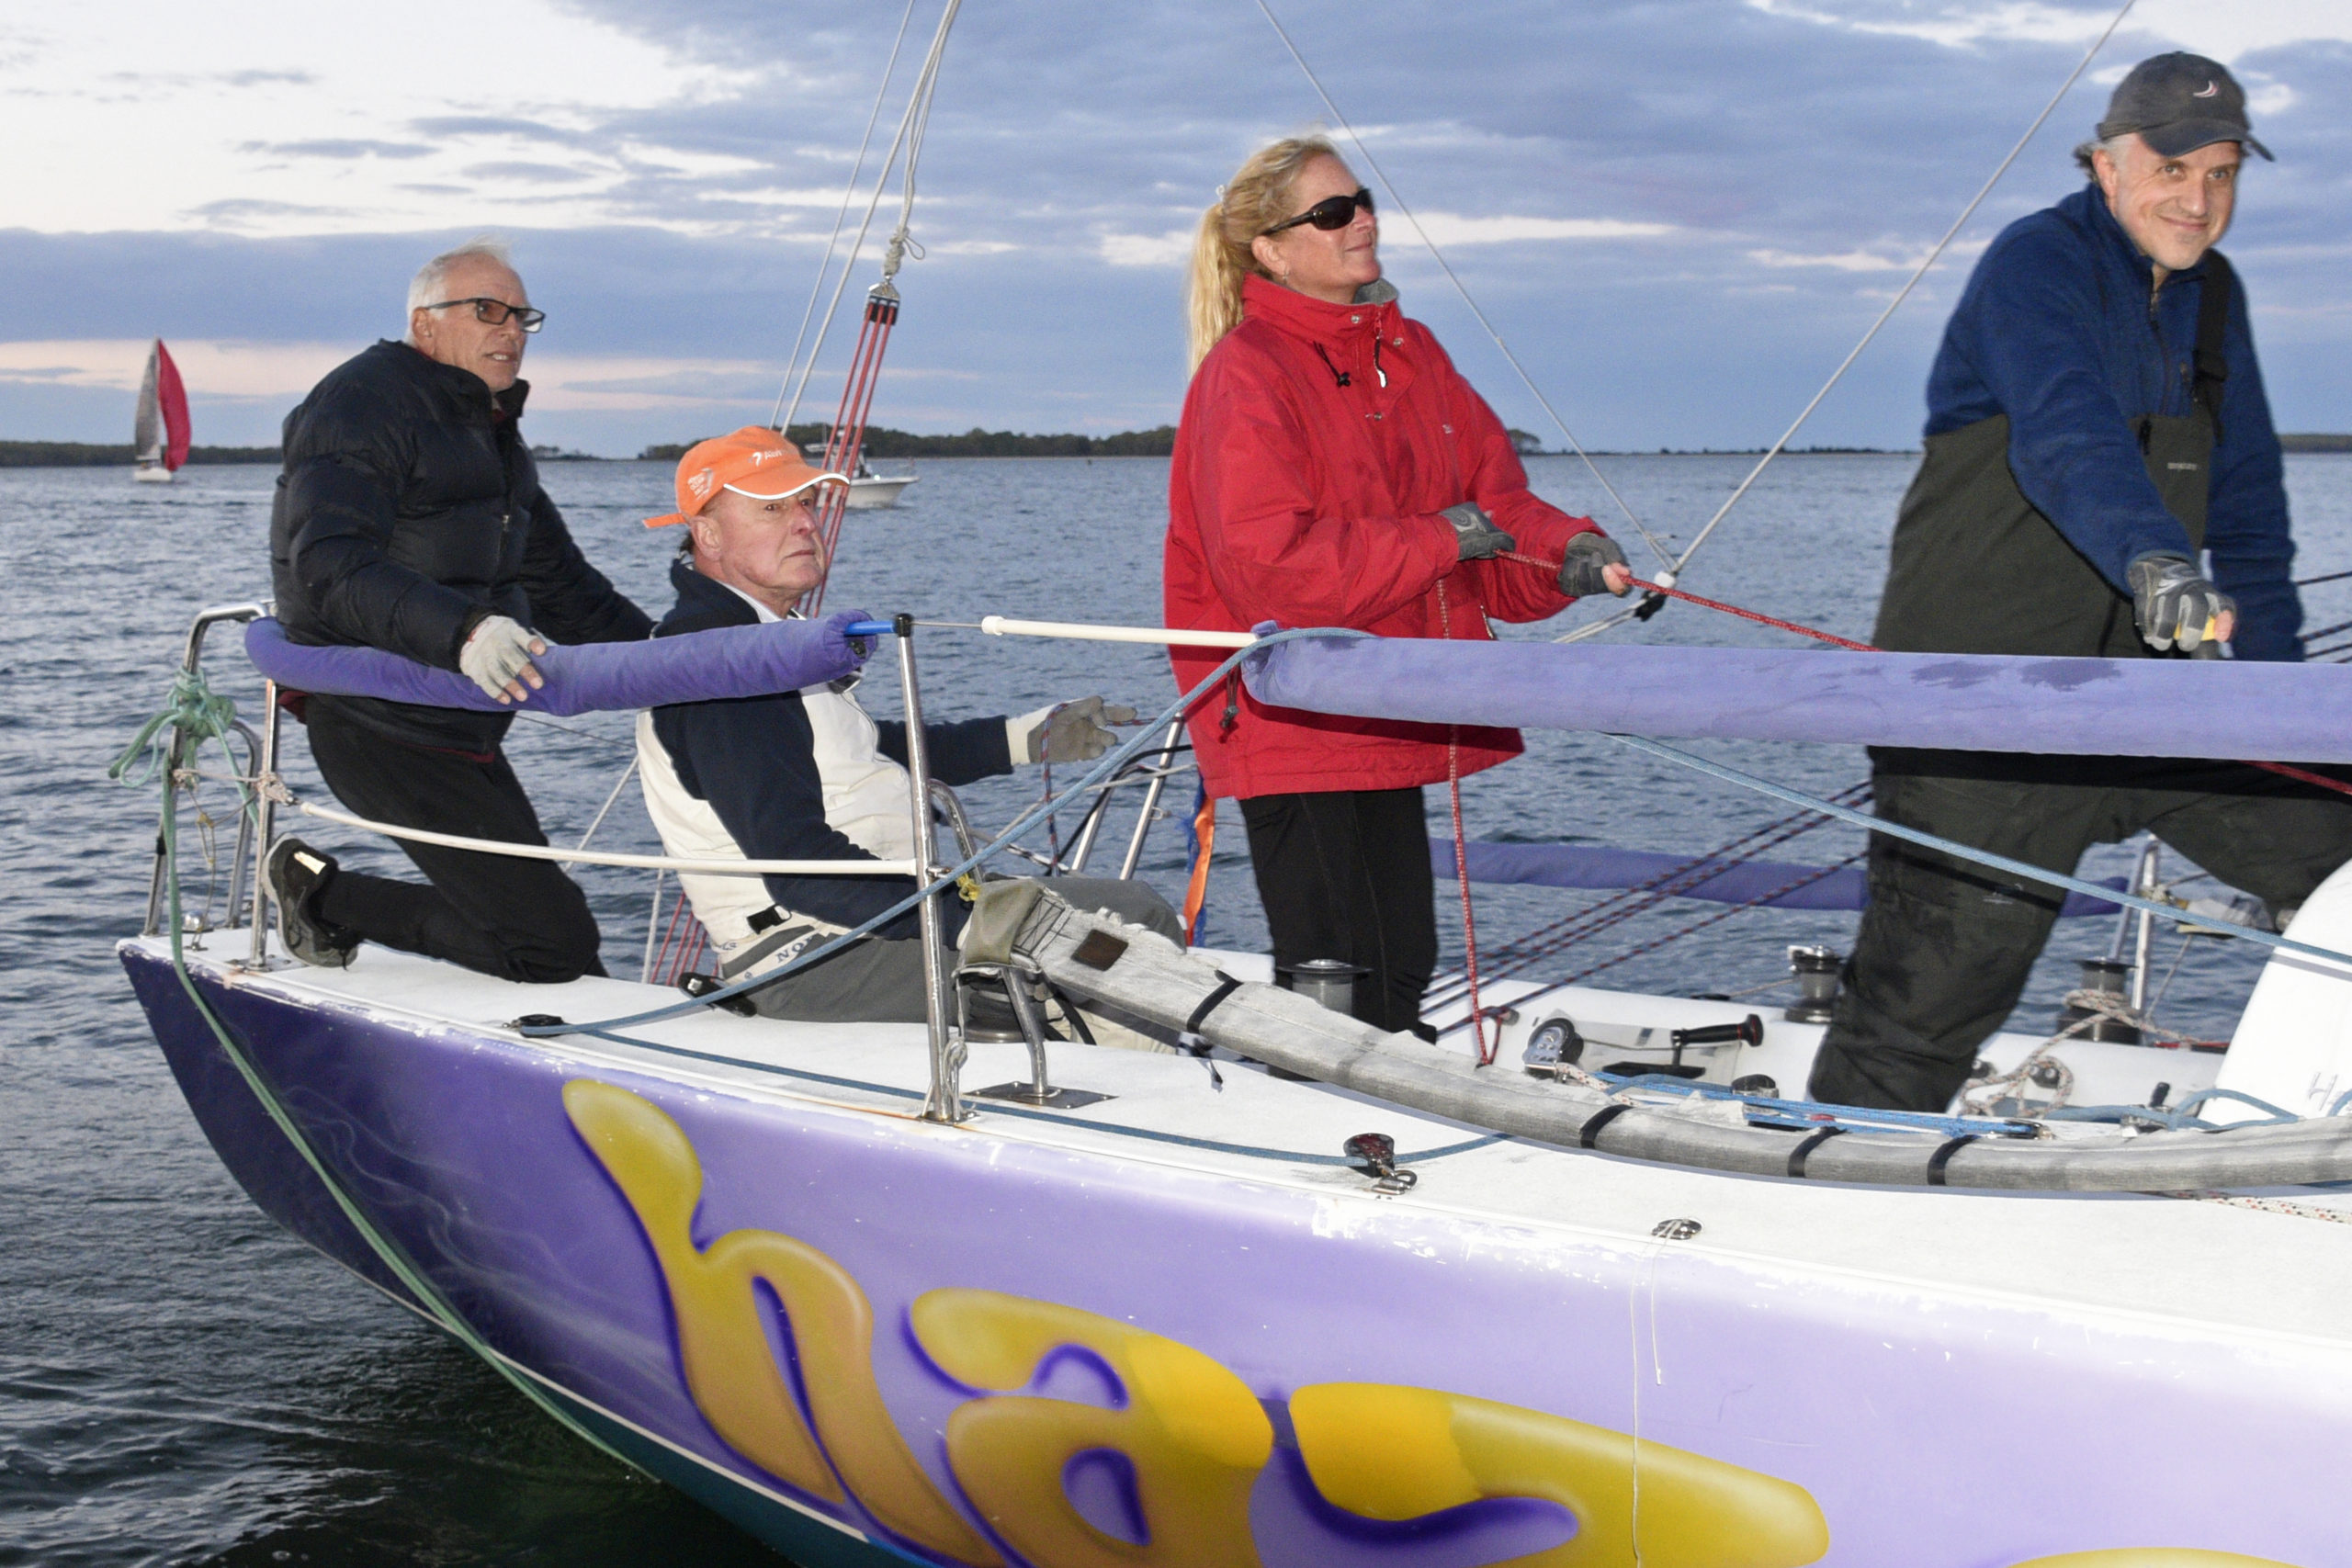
left=9, top=432, right=2350, bottom=468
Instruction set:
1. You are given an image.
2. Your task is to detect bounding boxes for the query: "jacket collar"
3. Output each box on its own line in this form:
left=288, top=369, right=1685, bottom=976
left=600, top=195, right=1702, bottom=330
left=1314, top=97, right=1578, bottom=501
left=368, top=338, right=533, bottom=421
left=1241, top=272, right=1397, bottom=349
left=2064, top=182, right=2209, bottom=288
left=659, top=555, right=762, bottom=637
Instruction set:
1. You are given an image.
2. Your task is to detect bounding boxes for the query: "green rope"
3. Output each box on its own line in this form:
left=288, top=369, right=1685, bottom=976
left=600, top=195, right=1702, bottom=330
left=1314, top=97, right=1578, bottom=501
left=134, top=684, right=639, bottom=1473
left=109, top=666, right=243, bottom=787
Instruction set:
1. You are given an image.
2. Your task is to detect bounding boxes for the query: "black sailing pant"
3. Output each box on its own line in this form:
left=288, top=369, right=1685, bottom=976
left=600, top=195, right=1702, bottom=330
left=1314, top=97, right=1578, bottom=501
left=1238, top=787, right=1437, bottom=1039
left=304, top=704, right=605, bottom=984
left=1808, top=754, right=2352, bottom=1112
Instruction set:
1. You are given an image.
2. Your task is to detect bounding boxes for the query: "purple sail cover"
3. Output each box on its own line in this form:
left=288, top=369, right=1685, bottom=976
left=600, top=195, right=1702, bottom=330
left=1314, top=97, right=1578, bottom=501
left=1248, top=635, right=2352, bottom=763
left=1431, top=839, right=2121, bottom=916
left=244, top=614, right=870, bottom=716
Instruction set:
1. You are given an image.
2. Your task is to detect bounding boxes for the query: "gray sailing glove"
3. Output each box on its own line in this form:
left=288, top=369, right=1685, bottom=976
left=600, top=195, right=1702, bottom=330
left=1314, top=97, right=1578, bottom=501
left=2127, top=552, right=2235, bottom=652
left=458, top=615, right=547, bottom=702
left=1556, top=532, right=1631, bottom=597
left=1010, top=696, right=1139, bottom=764
left=1441, top=502, right=1515, bottom=561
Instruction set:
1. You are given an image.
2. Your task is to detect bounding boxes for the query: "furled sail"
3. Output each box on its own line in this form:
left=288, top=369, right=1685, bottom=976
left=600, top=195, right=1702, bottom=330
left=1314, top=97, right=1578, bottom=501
left=243, top=613, right=873, bottom=716
left=1243, top=634, right=2352, bottom=764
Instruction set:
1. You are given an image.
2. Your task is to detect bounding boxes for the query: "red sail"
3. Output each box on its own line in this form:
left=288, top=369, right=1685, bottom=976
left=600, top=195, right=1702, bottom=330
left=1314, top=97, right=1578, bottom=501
left=154, top=340, right=191, bottom=471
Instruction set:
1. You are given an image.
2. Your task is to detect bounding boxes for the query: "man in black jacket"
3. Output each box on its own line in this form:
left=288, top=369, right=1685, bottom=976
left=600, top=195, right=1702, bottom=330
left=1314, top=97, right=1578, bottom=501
left=264, top=238, right=652, bottom=982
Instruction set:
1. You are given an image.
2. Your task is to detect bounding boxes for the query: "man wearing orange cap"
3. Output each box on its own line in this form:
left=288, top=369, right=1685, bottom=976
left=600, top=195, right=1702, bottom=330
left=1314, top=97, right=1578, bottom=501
left=636, top=428, right=1177, bottom=1021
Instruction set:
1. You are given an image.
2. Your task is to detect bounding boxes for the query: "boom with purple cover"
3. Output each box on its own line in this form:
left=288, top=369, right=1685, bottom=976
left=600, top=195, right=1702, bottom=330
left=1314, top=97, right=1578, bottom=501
left=243, top=614, right=872, bottom=716
left=1247, top=635, right=2352, bottom=763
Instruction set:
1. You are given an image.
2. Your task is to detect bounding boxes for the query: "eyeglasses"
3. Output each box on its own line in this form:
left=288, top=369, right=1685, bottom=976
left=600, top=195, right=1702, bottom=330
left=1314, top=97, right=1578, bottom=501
left=424, top=298, right=548, bottom=333
left=1261, top=187, right=1375, bottom=237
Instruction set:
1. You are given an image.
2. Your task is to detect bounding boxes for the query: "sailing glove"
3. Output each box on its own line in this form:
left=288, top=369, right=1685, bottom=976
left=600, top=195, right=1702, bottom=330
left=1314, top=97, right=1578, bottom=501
left=1556, top=532, right=1631, bottom=597
left=2127, top=552, right=2235, bottom=652
left=1441, top=502, right=1515, bottom=561
left=1011, top=696, right=1140, bottom=765
left=459, top=615, right=548, bottom=702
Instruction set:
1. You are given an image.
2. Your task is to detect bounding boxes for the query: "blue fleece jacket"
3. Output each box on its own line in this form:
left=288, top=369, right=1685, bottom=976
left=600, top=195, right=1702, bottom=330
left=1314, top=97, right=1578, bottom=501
left=1925, top=183, right=2300, bottom=661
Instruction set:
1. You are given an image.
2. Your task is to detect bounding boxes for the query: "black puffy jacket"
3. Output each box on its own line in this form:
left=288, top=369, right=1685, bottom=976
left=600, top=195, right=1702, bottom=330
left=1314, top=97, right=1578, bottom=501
left=270, top=340, right=652, bottom=750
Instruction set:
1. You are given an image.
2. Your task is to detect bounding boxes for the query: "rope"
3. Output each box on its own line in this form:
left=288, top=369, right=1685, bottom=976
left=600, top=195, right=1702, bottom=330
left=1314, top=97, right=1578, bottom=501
left=768, top=0, right=924, bottom=430
left=1249, top=0, right=1675, bottom=575
left=1434, top=581, right=1493, bottom=1063
left=775, top=0, right=962, bottom=434
left=125, top=693, right=636, bottom=1472
left=107, top=667, right=243, bottom=790
left=1502, top=551, right=1875, bottom=650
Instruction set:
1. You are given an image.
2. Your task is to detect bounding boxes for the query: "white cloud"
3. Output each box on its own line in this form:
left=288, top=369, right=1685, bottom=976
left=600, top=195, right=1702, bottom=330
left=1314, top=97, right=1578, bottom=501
left=1098, top=230, right=1195, bottom=268
left=1747, top=246, right=1920, bottom=272
left=1, top=1, right=759, bottom=237
left=1408, top=213, right=1675, bottom=246
left=1746, top=0, right=2352, bottom=62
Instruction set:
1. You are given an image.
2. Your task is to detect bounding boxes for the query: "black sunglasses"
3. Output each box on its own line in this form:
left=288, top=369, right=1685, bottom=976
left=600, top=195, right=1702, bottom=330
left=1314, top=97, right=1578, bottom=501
left=1261, top=186, right=1375, bottom=237
left=424, top=297, right=548, bottom=333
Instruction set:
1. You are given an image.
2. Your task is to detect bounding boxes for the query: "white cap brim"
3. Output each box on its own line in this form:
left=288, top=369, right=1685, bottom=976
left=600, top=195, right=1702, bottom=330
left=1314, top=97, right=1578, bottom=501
left=721, top=472, right=849, bottom=502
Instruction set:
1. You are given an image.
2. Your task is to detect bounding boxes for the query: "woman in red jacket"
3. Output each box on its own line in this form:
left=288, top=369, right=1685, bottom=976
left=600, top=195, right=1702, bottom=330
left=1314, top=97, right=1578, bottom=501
left=1166, top=135, right=1632, bottom=1039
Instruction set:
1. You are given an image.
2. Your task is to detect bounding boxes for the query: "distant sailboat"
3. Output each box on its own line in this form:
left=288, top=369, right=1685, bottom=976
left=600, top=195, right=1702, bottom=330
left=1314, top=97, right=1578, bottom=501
left=132, top=339, right=189, bottom=484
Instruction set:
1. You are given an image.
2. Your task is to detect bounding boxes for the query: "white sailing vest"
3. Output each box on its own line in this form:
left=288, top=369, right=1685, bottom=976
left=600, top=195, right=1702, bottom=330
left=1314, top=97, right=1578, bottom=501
left=635, top=671, right=917, bottom=975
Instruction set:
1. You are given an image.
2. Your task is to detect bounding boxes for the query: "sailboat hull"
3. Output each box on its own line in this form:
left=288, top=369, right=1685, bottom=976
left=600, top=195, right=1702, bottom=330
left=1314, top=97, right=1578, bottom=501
left=120, top=936, right=2352, bottom=1567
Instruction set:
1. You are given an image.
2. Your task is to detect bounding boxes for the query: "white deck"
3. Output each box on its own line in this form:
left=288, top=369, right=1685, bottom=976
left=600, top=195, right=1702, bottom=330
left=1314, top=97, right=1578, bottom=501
left=147, top=930, right=2352, bottom=1358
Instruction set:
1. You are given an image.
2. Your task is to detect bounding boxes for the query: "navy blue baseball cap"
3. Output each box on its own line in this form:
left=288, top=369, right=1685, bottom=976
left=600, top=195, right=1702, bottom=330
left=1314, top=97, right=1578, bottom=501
left=2098, top=52, right=2273, bottom=162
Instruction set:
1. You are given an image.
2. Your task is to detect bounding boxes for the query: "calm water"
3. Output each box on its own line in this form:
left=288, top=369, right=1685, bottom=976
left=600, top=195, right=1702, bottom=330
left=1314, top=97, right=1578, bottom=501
left=6, top=452, right=2351, bottom=1563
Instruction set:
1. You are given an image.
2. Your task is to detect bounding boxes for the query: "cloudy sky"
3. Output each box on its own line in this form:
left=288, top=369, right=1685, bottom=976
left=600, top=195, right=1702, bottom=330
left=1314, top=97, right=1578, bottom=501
left=7, top=0, right=2349, bottom=454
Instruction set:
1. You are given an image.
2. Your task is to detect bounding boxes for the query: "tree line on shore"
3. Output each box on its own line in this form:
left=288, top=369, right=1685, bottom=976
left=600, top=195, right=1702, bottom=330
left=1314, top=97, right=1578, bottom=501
left=9, top=430, right=2350, bottom=468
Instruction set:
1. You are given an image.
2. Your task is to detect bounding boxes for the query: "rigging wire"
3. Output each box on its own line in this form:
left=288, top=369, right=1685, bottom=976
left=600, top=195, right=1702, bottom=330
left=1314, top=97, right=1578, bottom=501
left=776, top=0, right=964, bottom=436
left=1660, top=0, right=2143, bottom=583
left=1250, top=0, right=1677, bottom=576
left=768, top=0, right=924, bottom=432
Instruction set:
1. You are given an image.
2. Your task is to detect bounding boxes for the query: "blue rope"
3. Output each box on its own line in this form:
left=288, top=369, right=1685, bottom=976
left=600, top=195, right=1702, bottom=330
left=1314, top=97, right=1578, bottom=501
left=1596, top=1071, right=2039, bottom=1139
left=2166, top=1086, right=2301, bottom=1125
left=521, top=626, right=1366, bottom=1039
left=1604, top=733, right=2352, bottom=970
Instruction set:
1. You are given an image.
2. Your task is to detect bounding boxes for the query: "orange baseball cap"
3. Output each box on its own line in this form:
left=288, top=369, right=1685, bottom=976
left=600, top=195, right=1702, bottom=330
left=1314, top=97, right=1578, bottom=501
left=643, top=425, right=847, bottom=527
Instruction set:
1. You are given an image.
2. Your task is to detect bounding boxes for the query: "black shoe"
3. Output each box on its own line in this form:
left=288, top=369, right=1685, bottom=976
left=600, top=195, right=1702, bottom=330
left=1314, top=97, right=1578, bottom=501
left=265, top=838, right=356, bottom=968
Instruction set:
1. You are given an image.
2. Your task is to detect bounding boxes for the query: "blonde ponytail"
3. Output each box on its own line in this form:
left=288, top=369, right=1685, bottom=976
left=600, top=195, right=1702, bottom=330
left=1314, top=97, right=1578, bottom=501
left=1184, top=134, right=1342, bottom=372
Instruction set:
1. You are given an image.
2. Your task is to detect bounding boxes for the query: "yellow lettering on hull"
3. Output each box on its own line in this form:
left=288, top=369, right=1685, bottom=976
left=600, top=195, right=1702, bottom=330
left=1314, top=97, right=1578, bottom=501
left=912, top=1289, right=1272, bottom=1567
left=563, top=1080, right=1000, bottom=1566
left=1289, top=1382, right=1828, bottom=1568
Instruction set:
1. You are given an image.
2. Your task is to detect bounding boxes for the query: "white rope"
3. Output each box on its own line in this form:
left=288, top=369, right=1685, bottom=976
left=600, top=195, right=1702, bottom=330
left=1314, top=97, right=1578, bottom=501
left=1250, top=0, right=1676, bottom=575
left=297, top=800, right=918, bottom=877
left=777, top=0, right=963, bottom=434
left=1665, top=0, right=2141, bottom=580
left=768, top=0, right=924, bottom=431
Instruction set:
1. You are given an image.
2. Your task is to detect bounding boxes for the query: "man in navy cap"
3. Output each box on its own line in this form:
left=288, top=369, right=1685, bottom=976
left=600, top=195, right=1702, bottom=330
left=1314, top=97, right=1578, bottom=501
left=1809, top=55, right=2352, bottom=1111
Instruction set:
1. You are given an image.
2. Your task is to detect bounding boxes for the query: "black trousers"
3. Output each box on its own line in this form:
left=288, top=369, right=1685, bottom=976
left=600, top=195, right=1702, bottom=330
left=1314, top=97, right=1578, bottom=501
left=1809, top=756, right=2352, bottom=1111
left=1239, top=787, right=1437, bottom=1038
left=305, top=704, right=605, bottom=984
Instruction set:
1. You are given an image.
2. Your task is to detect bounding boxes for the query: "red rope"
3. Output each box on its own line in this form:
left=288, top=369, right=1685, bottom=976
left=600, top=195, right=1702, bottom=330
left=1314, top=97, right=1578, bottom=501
left=1500, top=551, right=1877, bottom=651
left=1502, top=550, right=2352, bottom=799
left=1435, top=580, right=1494, bottom=1064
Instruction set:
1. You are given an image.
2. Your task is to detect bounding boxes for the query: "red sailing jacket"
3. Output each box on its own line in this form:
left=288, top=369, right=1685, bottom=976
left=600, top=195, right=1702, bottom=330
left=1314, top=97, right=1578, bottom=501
left=1165, top=274, right=1601, bottom=799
